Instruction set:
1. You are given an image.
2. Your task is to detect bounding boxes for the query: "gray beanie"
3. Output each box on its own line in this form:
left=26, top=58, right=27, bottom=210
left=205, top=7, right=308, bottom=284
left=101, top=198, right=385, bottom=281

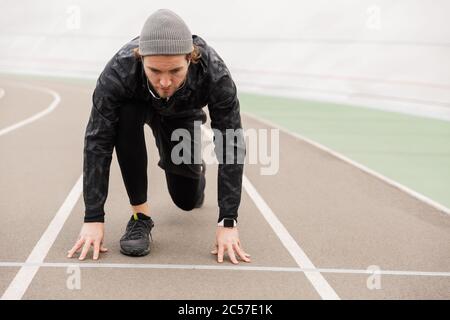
left=139, top=9, right=193, bottom=56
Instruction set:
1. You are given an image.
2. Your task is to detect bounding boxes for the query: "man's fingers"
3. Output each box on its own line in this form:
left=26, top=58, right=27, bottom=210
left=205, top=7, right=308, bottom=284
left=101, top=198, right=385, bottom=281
left=236, top=240, right=251, bottom=258
left=100, top=240, right=108, bottom=253
left=78, top=239, right=92, bottom=261
left=217, top=244, right=225, bottom=263
left=93, top=241, right=100, bottom=260
left=214, top=242, right=250, bottom=264
left=93, top=242, right=108, bottom=260
left=67, top=238, right=84, bottom=258
left=236, top=244, right=252, bottom=258
left=227, top=243, right=239, bottom=264
left=233, top=243, right=251, bottom=263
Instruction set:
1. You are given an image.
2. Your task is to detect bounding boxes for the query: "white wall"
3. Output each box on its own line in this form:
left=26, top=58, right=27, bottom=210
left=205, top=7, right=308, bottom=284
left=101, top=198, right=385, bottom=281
left=1, top=0, right=449, bottom=119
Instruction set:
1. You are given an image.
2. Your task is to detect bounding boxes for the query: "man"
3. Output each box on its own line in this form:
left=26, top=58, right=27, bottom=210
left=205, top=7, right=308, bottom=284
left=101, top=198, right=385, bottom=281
left=67, top=9, right=251, bottom=264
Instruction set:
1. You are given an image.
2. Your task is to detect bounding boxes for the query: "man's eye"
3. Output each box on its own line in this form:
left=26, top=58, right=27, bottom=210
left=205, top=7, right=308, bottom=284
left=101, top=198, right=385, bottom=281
left=171, top=70, right=181, bottom=74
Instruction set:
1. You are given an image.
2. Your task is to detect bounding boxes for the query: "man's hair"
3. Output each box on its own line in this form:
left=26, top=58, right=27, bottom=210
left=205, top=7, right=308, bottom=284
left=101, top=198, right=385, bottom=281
left=133, top=44, right=202, bottom=64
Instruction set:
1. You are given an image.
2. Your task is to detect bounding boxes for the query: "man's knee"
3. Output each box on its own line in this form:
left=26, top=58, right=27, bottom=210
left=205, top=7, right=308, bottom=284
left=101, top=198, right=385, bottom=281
left=173, top=198, right=196, bottom=211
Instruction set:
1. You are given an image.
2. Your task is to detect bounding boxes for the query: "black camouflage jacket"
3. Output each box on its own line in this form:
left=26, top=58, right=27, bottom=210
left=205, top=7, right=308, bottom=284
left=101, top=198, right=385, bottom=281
left=83, top=35, right=245, bottom=223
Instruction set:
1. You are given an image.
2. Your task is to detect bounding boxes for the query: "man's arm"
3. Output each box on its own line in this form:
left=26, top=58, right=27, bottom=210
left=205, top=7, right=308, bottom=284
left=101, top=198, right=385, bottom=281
left=68, top=57, right=130, bottom=261
left=207, top=70, right=250, bottom=264
left=207, top=73, right=246, bottom=223
left=83, top=59, right=129, bottom=222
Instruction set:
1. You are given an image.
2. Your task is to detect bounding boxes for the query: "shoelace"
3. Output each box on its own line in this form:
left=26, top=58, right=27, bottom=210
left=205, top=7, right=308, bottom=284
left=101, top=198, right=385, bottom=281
left=126, top=219, right=153, bottom=240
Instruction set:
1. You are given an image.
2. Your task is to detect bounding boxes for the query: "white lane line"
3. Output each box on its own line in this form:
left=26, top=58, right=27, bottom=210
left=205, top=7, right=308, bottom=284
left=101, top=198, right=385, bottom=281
left=242, top=175, right=340, bottom=300
left=201, top=126, right=340, bottom=300
left=0, top=82, right=61, bottom=137
left=0, top=88, right=5, bottom=99
left=0, top=262, right=449, bottom=277
left=242, top=111, right=450, bottom=216
left=1, top=174, right=83, bottom=300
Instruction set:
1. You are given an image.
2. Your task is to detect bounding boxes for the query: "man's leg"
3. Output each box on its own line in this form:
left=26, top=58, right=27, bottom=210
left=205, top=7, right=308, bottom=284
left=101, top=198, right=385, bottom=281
left=145, top=110, right=206, bottom=211
left=116, top=103, right=155, bottom=257
left=131, top=202, right=150, bottom=216
left=115, top=102, right=150, bottom=216
left=165, top=167, right=206, bottom=211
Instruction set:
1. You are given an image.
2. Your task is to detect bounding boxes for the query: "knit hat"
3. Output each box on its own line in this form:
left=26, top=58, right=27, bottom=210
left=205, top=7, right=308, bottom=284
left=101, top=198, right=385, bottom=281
left=139, top=9, right=193, bottom=56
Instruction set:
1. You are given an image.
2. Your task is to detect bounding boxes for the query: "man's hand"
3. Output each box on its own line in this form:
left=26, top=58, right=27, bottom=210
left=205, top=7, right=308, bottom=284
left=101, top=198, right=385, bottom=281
left=211, top=227, right=251, bottom=264
left=67, top=222, right=108, bottom=260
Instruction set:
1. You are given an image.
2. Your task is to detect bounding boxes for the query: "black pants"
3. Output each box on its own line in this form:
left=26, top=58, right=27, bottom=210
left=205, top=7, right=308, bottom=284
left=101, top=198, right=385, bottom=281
left=115, top=102, right=205, bottom=211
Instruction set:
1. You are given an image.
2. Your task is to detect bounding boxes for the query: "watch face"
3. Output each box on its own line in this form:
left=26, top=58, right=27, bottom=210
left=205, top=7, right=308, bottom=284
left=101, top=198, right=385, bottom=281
left=224, top=219, right=234, bottom=228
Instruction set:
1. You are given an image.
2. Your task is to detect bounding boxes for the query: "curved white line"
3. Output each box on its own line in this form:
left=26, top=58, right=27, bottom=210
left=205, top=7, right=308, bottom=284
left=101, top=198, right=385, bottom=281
left=0, top=88, right=5, bottom=99
left=0, top=82, right=61, bottom=137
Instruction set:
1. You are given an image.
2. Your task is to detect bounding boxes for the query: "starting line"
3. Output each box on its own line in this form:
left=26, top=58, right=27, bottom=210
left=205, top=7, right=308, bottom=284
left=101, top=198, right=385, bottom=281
left=0, top=261, right=449, bottom=278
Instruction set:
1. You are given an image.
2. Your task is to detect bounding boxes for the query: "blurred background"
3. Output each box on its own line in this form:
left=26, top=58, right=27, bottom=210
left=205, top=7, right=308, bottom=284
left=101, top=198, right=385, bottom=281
left=1, top=0, right=449, bottom=209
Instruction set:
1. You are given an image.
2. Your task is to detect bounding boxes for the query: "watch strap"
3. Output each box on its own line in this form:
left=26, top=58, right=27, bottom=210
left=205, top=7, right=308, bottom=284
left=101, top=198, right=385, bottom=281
left=218, top=218, right=237, bottom=228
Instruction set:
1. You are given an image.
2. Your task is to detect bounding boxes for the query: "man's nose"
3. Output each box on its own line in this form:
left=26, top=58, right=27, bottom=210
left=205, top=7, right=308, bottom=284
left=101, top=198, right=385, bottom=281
left=160, top=76, right=172, bottom=88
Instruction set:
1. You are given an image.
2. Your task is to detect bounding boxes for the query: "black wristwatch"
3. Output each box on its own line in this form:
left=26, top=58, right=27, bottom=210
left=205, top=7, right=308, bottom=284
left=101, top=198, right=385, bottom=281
left=217, top=218, right=237, bottom=228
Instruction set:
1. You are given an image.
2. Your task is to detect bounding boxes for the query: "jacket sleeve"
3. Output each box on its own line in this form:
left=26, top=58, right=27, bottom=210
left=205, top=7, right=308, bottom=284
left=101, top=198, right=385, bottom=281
left=83, top=59, right=129, bottom=223
left=207, top=74, right=246, bottom=223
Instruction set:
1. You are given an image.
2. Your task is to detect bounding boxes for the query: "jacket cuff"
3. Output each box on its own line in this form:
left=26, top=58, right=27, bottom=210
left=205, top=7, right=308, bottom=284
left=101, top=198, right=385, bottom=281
left=84, top=213, right=105, bottom=223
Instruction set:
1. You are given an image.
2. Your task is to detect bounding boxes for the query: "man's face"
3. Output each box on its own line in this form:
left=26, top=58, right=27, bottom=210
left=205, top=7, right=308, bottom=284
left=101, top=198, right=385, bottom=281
left=142, top=55, right=190, bottom=99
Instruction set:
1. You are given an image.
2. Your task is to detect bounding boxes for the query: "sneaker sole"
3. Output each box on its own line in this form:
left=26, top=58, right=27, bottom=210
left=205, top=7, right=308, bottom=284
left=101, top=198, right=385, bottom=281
left=120, top=247, right=150, bottom=257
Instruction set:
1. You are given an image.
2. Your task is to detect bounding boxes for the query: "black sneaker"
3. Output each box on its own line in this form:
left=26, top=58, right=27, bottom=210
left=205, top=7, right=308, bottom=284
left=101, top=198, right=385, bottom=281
left=120, top=213, right=154, bottom=257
